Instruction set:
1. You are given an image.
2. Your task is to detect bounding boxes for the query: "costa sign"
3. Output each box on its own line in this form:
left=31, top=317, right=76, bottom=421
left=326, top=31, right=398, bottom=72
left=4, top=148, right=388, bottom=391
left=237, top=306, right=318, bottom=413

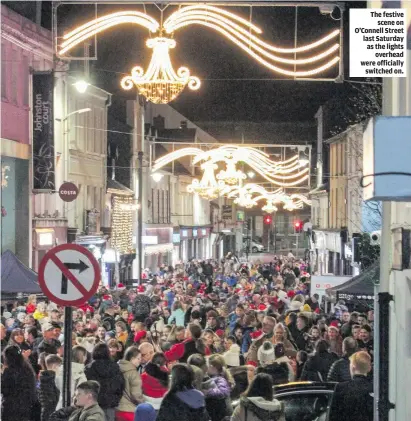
left=59, top=182, right=79, bottom=202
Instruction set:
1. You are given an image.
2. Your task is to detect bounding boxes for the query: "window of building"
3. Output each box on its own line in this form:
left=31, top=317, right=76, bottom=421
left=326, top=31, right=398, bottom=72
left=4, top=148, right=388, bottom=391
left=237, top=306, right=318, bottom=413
left=1, top=42, right=7, bottom=100
left=22, top=55, right=29, bottom=106
left=11, top=48, right=19, bottom=104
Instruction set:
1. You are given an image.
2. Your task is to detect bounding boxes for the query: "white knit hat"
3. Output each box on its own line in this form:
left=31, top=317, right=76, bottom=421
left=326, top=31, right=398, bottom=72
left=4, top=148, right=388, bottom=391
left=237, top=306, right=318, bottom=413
left=223, top=344, right=241, bottom=367
left=257, top=341, right=275, bottom=365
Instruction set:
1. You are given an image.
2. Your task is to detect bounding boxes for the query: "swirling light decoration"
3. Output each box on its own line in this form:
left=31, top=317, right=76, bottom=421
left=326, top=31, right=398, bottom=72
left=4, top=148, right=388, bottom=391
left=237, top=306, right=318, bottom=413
left=152, top=146, right=309, bottom=188
left=163, top=5, right=340, bottom=77
left=58, top=7, right=340, bottom=103
left=121, top=38, right=200, bottom=104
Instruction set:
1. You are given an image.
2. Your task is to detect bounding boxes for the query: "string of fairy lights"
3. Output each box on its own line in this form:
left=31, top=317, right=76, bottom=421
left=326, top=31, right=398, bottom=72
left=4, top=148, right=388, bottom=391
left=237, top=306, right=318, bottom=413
left=111, top=195, right=134, bottom=254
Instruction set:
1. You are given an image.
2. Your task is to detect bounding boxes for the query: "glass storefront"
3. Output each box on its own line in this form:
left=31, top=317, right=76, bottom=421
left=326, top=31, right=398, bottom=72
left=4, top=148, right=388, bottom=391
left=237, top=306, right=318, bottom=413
left=0, top=156, right=29, bottom=265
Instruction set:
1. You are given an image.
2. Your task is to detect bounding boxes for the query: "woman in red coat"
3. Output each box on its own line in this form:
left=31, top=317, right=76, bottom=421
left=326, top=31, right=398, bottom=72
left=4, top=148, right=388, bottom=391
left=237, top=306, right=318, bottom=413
left=141, top=352, right=169, bottom=410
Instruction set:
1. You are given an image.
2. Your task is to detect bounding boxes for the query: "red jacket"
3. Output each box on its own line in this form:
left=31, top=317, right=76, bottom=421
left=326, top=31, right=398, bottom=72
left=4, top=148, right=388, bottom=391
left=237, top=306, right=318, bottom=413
left=164, top=339, right=211, bottom=362
left=141, top=364, right=169, bottom=398
left=26, top=303, right=36, bottom=314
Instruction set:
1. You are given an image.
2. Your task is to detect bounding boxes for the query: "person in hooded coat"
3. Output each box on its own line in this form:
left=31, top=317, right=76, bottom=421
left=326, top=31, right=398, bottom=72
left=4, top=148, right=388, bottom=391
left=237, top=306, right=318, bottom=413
left=84, top=343, right=125, bottom=421
left=55, top=346, right=88, bottom=410
left=231, top=373, right=285, bottom=421
left=1, top=345, right=37, bottom=421
left=156, top=364, right=209, bottom=421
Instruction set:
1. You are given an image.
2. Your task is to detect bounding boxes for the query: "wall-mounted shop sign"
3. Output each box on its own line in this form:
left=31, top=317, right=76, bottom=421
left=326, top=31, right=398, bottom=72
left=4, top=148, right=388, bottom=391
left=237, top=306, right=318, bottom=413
left=59, top=182, right=79, bottom=202
left=201, top=229, right=207, bottom=236
left=173, top=233, right=181, bottom=243
left=236, top=211, right=245, bottom=222
left=142, top=236, right=158, bottom=245
left=32, top=71, right=55, bottom=191
left=193, top=229, right=198, bottom=237
left=181, top=230, right=188, bottom=237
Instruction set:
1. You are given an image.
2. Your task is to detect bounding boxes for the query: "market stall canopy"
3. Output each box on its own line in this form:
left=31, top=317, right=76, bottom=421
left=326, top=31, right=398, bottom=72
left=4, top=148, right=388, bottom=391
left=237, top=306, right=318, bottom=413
left=327, top=261, right=379, bottom=302
left=1, top=250, right=42, bottom=294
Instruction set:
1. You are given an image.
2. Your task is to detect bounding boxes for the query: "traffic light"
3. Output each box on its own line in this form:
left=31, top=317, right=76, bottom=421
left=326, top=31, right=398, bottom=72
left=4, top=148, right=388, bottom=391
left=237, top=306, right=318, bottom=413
left=263, top=215, right=272, bottom=225
left=294, top=220, right=303, bottom=233
left=246, top=218, right=251, bottom=230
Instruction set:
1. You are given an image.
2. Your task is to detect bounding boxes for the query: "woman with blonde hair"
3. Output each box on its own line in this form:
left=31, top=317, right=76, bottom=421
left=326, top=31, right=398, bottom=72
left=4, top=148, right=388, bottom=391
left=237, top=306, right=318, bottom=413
left=273, top=323, right=297, bottom=358
left=33, top=302, right=48, bottom=323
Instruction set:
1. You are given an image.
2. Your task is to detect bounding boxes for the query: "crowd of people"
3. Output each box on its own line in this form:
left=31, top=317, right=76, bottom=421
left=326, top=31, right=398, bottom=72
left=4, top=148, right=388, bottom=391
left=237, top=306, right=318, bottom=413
left=1, top=254, right=374, bottom=421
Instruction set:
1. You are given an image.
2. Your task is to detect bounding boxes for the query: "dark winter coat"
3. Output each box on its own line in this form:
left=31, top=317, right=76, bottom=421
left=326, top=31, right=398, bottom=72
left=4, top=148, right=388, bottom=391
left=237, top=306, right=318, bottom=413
left=101, top=313, right=116, bottom=332
left=1, top=364, right=37, bottom=421
left=301, top=351, right=339, bottom=382
left=203, top=376, right=233, bottom=421
left=157, top=389, right=209, bottom=421
left=84, top=359, right=125, bottom=408
left=327, top=356, right=352, bottom=383
left=132, top=295, right=151, bottom=319
left=329, top=375, right=373, bottom=421
left=256, top=362, right=290, bottom=385
left=38, top=370, right=60, bottom=421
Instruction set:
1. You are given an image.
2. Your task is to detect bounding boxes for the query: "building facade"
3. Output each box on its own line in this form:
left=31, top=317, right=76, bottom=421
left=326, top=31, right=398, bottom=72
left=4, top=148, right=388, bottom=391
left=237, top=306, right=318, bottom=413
left=1, top=5, right=53, bottom=266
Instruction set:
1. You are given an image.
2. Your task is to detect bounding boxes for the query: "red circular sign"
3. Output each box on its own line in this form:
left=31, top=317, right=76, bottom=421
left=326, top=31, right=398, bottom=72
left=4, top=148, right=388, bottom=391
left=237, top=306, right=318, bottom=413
left=38, top=244, right=100, bottom=307
left=59, top=182, right=79, bottom=202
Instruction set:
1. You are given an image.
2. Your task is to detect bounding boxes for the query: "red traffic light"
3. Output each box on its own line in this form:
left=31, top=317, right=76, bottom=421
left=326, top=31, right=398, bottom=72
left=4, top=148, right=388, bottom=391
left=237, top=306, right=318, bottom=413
left=264, top=215, right=272, bottom=225
left=295, top=221, right=301, bottom=228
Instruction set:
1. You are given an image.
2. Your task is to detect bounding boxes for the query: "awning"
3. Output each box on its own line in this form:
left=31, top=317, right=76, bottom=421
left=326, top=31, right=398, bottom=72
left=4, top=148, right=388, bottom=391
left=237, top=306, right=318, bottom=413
left=144, top=243, right=173, bottom=255
left=327, top=261, right=379, bottom=301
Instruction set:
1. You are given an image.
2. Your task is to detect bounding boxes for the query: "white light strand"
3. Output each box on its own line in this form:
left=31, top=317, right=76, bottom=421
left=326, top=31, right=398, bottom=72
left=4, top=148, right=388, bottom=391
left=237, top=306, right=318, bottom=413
left=164, top=5, right=339, bottom=53
left=59, top=12, right=159, bottom=55
left=165, top=18, right=339, bottom=77
left=165, top=11, right=339, bottom=65
left=153, top=146, right=311, bottom=187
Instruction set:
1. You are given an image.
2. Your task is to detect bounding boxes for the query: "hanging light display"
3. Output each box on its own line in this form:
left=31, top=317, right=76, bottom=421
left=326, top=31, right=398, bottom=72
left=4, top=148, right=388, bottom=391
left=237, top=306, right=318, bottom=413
left=216, top=158, right=247, bottom=185
left=59, top=7, right=341, bottom=103
left=152, top=145, right=309, bottom=188
left=120, top=37, right=200, bottom=104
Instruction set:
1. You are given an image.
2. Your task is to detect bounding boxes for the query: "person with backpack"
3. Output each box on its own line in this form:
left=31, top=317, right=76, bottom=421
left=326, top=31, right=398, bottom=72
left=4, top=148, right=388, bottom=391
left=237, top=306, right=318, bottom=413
left=132, top=286, right=152, bottom=323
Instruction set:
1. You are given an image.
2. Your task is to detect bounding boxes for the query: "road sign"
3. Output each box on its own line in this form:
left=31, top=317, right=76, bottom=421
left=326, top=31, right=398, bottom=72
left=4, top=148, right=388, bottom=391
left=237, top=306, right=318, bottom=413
left=38, top=244, right=100, bottom=306
left=59, top=182, right=79, bottom=202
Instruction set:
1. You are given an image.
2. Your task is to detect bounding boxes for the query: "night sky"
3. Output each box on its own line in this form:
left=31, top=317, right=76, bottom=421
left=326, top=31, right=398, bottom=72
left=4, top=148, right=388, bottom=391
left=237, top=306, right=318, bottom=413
left=4, top=1, right=367, bottom=123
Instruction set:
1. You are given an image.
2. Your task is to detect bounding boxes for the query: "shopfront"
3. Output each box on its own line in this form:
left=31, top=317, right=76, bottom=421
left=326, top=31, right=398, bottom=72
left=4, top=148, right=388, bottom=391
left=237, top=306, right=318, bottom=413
left=178, top=226, right=211, bottom=261
left=1, top=156, right=30, bottom=265
left=143, top=226, right=173, bottom=271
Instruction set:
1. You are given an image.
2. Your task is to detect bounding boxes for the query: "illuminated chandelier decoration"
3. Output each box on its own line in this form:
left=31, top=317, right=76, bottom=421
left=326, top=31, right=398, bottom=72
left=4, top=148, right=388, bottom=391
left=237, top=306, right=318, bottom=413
left=216, top=158, right=247, bottom=185
left=120, top=37, right=200, bottom=104
left=152, top=145, right=312, bottom=212
left=187, top=161, right=226, bottom=200
left=152, top=145, right=309, bottom=187
left=58, top=6, right=341, bottom=103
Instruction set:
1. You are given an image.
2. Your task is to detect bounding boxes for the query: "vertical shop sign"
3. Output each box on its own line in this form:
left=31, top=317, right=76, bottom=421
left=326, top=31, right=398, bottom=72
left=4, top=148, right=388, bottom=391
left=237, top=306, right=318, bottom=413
left=32, top=71, right=55, bottom=190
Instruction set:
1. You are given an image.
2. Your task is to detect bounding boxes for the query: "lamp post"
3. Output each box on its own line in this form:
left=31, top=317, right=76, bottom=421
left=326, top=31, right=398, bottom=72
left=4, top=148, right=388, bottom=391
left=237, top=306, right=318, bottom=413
left=137, top=151, right=144, bottom=285
left=59, top=106, right=90, bottom=408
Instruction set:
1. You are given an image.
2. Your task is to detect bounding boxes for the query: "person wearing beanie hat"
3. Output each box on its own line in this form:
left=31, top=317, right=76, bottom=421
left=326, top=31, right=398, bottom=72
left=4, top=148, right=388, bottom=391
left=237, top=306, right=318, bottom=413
left=257, top=341, right=275, bottom=366
left=256, top=342, right=290, bottom=386
left=134, top=403, right=157, bottom=421
left=222, top=341, right=241, bottom=368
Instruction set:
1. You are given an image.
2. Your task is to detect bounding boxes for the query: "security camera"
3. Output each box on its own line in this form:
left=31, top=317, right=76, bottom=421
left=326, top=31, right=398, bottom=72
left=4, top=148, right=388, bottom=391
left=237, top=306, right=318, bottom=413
left=370, top=231, right=381, bottom=246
